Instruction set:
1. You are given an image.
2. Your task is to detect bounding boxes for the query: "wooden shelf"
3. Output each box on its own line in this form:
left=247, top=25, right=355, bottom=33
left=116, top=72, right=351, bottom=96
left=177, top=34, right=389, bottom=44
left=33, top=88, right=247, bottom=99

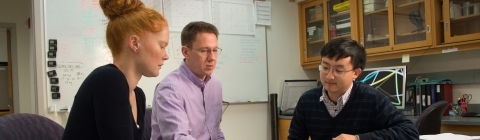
left=397, top=0, right=424, bottom=9
left=331, top=11, right=350, bottom=18
left=332, top=34, right=351, bottom=40
left=366, top=36, right=389, bottom=42
left=309, top=39, right=325, bottom=44
left=396, top=30, right=426, bottom=37
left=364, top=8, right=388, bottom=16
left=307, top=18, right=324, bottom=24
left=440, top=13, right=480, bottom=23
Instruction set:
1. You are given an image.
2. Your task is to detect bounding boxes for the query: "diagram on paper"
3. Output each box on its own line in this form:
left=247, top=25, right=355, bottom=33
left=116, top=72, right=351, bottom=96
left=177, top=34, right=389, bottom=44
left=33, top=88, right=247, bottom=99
left=141, top=0, right=162, bottom=13
left=163, top=0, right=211, bottom=32
left=212, top=1, right=255, bottom=35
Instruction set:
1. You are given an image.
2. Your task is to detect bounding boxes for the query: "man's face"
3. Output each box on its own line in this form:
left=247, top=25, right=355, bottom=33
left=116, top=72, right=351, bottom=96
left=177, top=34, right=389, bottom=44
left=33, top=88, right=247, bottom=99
left=319, top=57, right=361, bottom=94
left=182, top=32, right=219, bottom=79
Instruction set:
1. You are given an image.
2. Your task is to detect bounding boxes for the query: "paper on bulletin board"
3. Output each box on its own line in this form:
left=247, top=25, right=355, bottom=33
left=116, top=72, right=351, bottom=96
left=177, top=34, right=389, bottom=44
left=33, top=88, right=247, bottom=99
left=141, top=0, right=163, bottom=14
left=255, top=1, right=271, bottom=26
left=212, top=0, right=255, bottom=35
left=163, top=0, right=212, bottom=32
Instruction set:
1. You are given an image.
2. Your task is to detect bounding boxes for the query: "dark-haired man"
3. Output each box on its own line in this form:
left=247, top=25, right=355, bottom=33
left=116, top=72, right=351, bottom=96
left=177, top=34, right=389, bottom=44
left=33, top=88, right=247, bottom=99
left=151, top=21, right=224, bottom=140
left=288, top=38, right=419, bottom=140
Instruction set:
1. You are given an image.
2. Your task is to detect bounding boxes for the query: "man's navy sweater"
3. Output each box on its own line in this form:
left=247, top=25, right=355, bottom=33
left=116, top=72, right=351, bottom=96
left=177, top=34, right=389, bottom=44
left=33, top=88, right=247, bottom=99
left=288, top=82, right=419, bottom=140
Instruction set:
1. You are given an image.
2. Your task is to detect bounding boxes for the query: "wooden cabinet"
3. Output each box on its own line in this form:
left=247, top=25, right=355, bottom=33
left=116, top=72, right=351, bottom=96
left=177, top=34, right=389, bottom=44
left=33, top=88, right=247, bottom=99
left=442, top=0, right=480, bottom=43
left=298, top=0, right=480, bottom=69
left=278, top=119, right=291, bottom=140
left=298, top=0, right=325, bottom=66
left=298, top=0, right=360, bottom=68
left=279, top=119, right=311, bottom=140
left=359, top=0, right=433, bottom=54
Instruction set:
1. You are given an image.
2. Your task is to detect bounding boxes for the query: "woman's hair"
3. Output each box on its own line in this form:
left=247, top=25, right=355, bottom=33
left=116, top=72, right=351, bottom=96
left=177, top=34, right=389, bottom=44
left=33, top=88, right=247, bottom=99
left=100, top=0, right=168, bottom=58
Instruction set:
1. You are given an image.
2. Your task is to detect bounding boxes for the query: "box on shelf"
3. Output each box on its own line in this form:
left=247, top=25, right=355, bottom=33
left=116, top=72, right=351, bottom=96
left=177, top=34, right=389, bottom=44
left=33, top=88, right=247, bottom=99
left=315, top=5, right=323, bottom=19
left=363, top=0, right=386, bottom=4
left=308, top=9, right=316, bottom=21
left=450, top=2, right=461, bottom=18
left=364, top=3, right=386, bottom=13
left=333, top=1, right=350, bottom=12
left=307, top=26, right=324, bottom=42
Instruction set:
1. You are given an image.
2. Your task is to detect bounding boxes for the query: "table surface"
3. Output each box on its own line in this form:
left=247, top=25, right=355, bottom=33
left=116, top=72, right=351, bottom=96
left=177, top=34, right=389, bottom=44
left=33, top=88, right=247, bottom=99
left=279, top=115, right=480, bottom=126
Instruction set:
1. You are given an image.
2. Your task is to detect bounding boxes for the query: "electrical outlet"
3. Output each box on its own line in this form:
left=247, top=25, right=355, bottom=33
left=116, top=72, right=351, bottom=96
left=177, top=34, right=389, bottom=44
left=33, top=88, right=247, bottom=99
left=419, top=78, right=429, bottom=82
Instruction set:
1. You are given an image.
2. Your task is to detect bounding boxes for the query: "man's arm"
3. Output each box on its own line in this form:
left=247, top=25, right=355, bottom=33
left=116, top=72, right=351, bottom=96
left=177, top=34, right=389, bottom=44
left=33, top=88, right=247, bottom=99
left=153, top=84, right=196, bottom=140
left=288, top=95, right=309, bottom=140
left=217, top=122, right=225, bottom=140
left=357, top=94, right=419, bottom=140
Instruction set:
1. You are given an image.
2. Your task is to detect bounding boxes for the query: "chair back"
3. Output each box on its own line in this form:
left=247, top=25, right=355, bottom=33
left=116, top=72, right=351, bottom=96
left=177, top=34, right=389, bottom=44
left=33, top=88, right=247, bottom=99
left=143, top=108, right=153, bottom=140
left=0, top=113, right=64, bottom=140
left=415, top=101, right=449, bottom=135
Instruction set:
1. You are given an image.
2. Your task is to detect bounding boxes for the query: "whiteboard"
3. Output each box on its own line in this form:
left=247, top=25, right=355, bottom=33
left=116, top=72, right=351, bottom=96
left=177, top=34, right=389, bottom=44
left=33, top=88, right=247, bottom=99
left=44, top=0, right=268, bottom=110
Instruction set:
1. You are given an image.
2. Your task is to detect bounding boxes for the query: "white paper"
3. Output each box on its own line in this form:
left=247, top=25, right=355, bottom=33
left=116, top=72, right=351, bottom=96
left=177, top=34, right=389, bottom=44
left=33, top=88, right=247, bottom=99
left=420, top=133, right=480, bottom=140
left=163, top=0, right=212, bottom=32
left=255, top=1, right=271, bottom=26
left=212, top=0, right=255, bottom=35
left=141, top=0, right=163, bottom=13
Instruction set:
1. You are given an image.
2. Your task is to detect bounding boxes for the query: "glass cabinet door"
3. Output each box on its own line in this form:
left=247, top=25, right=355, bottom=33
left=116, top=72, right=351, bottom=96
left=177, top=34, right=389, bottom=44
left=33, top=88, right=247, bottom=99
left=360, top=0, right=391, bottom=53
left=444, top=0, right=480, bottom=43
left=392, top=0, right=432, bottom=48
left=302, top=1, right=325, bottom=62
left=327, top=0, right=352, bottom=40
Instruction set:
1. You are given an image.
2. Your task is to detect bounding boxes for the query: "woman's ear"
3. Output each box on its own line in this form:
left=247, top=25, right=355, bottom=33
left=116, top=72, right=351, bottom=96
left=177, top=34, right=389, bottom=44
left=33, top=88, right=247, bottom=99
left=128, top=34, right=140, bottom=52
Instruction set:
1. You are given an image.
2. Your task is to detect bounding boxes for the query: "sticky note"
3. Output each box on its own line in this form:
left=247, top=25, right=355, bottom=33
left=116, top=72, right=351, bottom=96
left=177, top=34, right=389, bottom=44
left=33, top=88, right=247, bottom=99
left=402, top=54, right=410, bottom=63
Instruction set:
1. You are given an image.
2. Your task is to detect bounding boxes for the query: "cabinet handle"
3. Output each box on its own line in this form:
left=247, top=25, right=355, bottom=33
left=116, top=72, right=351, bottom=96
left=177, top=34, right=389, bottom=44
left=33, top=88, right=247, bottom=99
left=360, top=38, right=364, bottom=45
left=445, top=22, right=449, bottom=31
left=304, top=47, right=306, bottom=53
left=427, top=25, right=430, bottom=33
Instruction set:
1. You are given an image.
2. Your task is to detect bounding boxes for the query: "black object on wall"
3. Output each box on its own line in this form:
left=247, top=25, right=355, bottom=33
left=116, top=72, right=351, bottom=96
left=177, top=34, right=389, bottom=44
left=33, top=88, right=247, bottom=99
left=269, top=93, right=279, bottom=140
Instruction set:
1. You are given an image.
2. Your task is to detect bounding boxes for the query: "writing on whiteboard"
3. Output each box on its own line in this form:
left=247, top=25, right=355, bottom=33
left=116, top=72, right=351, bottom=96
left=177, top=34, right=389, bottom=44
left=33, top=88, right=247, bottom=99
left=59, top=38, right=84, bottom=62
left=239, top=36, right=261, bottom=64
left=58, top=62, right=85, bottom=85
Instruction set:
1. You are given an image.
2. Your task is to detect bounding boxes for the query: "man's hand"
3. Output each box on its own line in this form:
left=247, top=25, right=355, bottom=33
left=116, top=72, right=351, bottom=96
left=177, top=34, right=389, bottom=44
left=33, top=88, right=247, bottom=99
left=332, top=134, right=358, bottom=140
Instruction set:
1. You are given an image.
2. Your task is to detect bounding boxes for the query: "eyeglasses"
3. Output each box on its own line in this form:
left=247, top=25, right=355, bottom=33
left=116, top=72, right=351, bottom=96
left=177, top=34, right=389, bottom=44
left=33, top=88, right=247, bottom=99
left=319, top=64, right=354, bottom=78
left=191, top=48, right=222, bottom=56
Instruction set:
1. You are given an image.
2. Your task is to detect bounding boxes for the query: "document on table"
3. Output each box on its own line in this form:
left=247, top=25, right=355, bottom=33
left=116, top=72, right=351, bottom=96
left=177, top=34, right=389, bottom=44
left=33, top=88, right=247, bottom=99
left=420, top=133, right=480, bottom=140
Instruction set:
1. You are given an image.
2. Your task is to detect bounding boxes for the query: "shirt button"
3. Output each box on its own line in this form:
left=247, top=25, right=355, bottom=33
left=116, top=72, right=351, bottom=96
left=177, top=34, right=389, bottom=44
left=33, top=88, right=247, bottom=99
left=210, top=130, right=212, bottom=133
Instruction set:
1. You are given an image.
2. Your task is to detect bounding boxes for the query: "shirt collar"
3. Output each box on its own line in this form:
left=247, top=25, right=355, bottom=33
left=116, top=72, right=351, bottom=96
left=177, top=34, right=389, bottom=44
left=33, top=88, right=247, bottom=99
left=320, top=83, right=353, bottom=105
left=179, top=60, right=211, bottom=87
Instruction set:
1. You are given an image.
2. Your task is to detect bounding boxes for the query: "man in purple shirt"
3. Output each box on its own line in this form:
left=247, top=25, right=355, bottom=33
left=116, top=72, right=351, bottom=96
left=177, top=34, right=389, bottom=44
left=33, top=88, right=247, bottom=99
left=151, top=21, right=225, bottom=140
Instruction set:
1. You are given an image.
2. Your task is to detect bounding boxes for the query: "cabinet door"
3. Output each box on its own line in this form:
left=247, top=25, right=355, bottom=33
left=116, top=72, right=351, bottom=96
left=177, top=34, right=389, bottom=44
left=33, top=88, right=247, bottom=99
left=443, top=0, right=480, bottom=43
left=359, top=0, right=392, bottom=54
left=299, top=0, right=326, bottom=63
left=326, top=0, right=359, bottom=42
left=391, top=0, right=432, bottom=50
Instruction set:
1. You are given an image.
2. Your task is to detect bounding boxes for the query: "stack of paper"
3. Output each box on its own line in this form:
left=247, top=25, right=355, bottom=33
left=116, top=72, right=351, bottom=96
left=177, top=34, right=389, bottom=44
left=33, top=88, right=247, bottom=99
left=420, top=133, right=480, bottom=140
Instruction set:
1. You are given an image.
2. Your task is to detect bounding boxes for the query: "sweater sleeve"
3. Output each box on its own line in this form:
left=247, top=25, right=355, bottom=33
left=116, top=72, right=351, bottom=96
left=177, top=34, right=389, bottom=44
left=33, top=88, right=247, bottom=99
left=93, top=70, right=135, bottom=140
left=288, top=95, right=310, bottom=140
left=358, top=93, right=419, bottom=140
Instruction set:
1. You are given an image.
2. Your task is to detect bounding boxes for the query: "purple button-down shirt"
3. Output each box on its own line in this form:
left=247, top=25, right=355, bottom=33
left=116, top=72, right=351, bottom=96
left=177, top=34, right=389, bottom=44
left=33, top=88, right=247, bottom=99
left=151, top=61, right=225, bottom=140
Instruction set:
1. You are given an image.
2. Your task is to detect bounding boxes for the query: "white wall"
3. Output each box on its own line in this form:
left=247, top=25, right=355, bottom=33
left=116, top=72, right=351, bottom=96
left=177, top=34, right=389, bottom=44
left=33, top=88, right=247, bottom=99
left=0, top=0, right=33, bottom=113
left=0, top=29, right=7, bottom=62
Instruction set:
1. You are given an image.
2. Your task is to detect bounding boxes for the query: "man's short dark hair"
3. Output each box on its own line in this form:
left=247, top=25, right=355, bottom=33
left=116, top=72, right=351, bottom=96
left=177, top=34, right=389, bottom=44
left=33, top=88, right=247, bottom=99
left=181, top=21, right=219, bottom=48
left=320, top=38, right=366, bottom=70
